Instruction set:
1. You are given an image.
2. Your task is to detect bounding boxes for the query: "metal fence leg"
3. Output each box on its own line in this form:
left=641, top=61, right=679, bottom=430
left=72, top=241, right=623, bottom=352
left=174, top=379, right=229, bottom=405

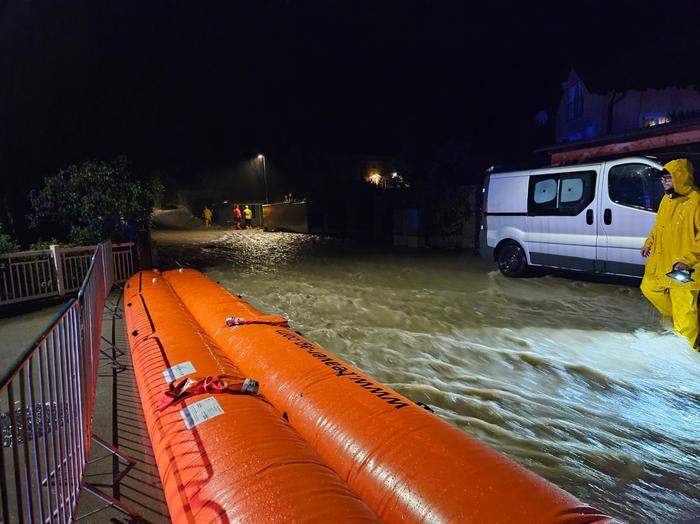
left=80, top=439, right=141, bottom=521
left=103, top=284, right=124, bottom=319
left=79, top=484, right=141, bottom=521
left=100, top=291, right=126, bottom=371
left=98, top=348, right=126, bottom=372
left=81, top=436, right=138, bottom=515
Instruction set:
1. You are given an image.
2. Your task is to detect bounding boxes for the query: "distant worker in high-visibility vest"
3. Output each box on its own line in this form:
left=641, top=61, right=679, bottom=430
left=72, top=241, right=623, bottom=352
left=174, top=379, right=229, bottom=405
left=233, top=205, right=242, bottom=229
left=203, top=206, right=213, bottom=227
left=244, top=205, right=253, bottom=229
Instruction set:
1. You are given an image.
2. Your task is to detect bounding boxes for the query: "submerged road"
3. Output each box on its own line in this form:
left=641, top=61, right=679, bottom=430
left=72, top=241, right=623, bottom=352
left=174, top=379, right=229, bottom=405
left=154, top=228, right=700, bottom=523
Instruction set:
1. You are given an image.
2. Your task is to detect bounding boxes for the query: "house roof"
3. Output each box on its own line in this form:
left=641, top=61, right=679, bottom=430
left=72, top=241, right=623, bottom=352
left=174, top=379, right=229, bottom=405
left=573, top=61, right=699, bottom=95
left=536, top=117, right=700, bottom=153
left=569, top=29, right=699, bottom=95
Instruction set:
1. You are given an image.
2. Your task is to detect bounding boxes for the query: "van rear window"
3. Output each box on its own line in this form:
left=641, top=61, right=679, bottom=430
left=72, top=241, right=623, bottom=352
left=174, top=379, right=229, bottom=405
left=528, top=171, right=595, bottom=216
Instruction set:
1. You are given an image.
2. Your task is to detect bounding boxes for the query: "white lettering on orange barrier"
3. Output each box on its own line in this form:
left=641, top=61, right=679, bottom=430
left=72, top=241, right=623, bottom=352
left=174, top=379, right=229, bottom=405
left=163, top=361, right=197, bottom=383
left=180, top=396, right=224, bottom=429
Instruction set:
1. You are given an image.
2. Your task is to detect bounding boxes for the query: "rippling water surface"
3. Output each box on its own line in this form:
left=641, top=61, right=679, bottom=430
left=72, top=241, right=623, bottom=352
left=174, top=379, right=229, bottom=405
left=156, top=229, right=700, bottom=523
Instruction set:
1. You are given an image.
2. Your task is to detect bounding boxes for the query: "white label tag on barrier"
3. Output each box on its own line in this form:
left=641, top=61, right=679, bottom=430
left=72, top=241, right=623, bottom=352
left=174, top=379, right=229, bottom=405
left=162, top=361, right=196, bottom=383
left=180, top=397, right=224, bottom=429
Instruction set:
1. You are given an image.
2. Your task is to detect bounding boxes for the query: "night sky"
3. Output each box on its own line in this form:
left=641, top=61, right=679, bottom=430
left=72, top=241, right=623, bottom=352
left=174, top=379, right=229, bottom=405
left=1, top=1, right=698, bottom=226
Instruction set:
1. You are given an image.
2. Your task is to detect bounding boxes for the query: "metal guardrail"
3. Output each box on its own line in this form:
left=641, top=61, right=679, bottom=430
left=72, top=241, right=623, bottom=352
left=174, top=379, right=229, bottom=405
left=0, top=242, right=134, bottom=307
left=0, top=241, right=138, bottom=522
left=0, top=250, right=57, bottom=306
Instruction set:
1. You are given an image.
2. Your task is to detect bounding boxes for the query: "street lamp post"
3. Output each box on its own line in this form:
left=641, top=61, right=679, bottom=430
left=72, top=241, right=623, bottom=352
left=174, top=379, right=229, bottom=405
left=257, top=154, right=268, bottom=204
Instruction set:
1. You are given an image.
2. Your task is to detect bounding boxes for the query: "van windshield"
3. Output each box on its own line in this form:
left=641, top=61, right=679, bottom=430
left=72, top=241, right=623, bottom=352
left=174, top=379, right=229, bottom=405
left=609, top=163, right=665, bottom=212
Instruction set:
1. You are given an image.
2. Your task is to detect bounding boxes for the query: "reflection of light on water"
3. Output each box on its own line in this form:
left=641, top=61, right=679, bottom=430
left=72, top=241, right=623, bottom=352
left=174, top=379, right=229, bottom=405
left=160, top=230, right=700, bottom=521
left=212, top=231, right=346, bottom=272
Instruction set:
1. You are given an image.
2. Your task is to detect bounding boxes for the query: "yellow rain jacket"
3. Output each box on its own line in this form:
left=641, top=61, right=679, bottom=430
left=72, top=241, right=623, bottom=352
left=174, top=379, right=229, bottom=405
left=641, top=158, right=700, bottom=349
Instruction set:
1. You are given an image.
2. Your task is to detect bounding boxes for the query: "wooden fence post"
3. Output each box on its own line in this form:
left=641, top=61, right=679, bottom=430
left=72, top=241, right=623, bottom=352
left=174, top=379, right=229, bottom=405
left=50, top=244, right=66, bottom=296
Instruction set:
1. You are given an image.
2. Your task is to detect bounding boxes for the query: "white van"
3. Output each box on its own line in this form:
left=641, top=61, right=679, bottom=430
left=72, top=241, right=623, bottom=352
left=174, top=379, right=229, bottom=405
left=480, top=156, right=665, bottom=277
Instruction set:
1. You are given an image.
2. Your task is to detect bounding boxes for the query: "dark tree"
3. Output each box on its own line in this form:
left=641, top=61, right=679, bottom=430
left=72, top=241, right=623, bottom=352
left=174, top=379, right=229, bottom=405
left=30, top=156, right=162, bottom=245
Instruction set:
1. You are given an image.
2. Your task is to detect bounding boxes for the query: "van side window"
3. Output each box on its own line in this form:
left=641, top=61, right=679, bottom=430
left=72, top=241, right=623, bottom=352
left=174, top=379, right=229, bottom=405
left=560, top=178, right=583, bottom=202
left=558, top=172, right=595, bottom=215
left=608, top=164, right=664, bottom=212
left=533, top=178, right=557, bottom=204
left=528, top=171, right=595, bottom=216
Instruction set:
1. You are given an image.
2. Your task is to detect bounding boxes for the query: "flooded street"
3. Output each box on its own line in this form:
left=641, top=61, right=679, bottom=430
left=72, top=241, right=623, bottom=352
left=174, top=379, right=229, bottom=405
left=155, top=229, right=700, bottom=523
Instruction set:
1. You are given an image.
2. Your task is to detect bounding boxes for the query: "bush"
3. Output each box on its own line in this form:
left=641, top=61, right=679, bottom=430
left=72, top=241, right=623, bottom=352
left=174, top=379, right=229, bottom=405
left=0, top=224, right=19, bottom=254
left=28, top=239, right=71, bottom=251
left=30, top=156, right=162, bottom=245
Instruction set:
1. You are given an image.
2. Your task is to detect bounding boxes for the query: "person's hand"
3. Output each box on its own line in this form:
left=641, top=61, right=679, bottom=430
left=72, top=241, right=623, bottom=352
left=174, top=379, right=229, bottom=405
left=673, top=262, right=690, bottom=270
left=641, top=245, right=652, bottom=257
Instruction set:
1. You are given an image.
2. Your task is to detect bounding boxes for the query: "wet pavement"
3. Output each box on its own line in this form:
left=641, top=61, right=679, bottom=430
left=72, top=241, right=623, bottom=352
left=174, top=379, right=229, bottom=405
left=78, top=291, right=169, bottom=522
left=0, top=304, right=62, bottom=370
left=154, top=228, right=700, bottom=523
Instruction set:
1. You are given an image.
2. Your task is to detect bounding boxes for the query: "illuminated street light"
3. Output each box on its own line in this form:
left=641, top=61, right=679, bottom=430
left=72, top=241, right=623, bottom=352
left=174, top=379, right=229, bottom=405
left=256, top=154, right=268, bottom=204
left=391, top=172, right=398, bottom=178
left=368, top=172, right=382, bottom=186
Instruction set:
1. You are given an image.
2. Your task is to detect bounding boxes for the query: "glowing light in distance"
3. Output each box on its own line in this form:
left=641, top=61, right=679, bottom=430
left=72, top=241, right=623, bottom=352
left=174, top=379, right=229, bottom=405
left=368, top=172, right=382, bottom=185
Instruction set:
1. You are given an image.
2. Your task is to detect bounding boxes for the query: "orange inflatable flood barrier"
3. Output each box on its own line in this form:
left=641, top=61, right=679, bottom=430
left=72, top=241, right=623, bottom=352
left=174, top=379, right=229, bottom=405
left=163, top=268, right=610, bottom=523
left=123, top=272, right=378, bottom=522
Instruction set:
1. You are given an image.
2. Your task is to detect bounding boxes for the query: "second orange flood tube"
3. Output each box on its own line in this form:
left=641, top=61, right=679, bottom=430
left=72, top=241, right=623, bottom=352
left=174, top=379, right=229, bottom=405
left=164, top=268, right=610, bottom=523
left=123, top=272, right=378, bottom=522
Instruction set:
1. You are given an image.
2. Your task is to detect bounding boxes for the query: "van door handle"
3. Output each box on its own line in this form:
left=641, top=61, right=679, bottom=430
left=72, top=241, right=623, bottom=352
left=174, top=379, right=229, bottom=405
left=604, top=208, right=612, bottom=225
left=586, top=209, right=593, bottom=225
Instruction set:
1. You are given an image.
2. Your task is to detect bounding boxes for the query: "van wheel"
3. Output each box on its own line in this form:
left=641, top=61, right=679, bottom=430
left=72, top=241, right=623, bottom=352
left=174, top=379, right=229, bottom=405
left=497, top=243, right=528, bottom=277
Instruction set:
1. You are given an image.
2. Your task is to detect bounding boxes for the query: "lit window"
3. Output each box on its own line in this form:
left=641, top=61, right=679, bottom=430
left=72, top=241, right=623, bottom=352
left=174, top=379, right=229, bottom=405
left=641, top=114, right=671, bottom=127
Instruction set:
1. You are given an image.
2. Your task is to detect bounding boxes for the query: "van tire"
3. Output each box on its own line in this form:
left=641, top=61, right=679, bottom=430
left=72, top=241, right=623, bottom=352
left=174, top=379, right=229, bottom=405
left=497, top=242, right=528, bottom=277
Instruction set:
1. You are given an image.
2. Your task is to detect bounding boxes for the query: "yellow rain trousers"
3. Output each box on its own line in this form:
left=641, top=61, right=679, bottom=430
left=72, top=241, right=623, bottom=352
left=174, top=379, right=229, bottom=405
left=641, top=159, right=700, bottom=349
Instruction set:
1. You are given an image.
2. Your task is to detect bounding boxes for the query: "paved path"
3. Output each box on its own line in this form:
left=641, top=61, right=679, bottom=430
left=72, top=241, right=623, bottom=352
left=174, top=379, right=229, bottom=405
left=77, top=290, right=169, bottom=523
left=0, top=304, right=62, bottom=373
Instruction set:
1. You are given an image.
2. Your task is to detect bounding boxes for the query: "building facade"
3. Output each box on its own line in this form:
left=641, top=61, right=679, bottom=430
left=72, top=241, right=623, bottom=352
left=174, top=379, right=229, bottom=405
left=555, top=69, right=700, bottom=144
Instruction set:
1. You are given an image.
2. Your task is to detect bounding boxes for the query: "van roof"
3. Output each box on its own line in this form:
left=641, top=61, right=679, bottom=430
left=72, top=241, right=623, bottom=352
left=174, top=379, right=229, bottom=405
left=488, top=155, right=663, bottom=176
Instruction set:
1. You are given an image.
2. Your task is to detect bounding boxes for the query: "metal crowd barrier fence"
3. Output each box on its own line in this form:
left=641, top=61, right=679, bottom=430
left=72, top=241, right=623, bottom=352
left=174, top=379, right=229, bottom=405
left=0, top=242, right=134, bottom=307
left=0, top=241, right=138, bottom=522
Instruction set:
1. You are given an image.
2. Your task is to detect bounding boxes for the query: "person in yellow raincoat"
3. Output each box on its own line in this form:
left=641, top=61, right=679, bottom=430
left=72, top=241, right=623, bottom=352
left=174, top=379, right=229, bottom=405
left=243, top=205, right=253, bottom=229
left=203, top=206, right=213, bottom=227
left=640, top=158, right=700, bottom=350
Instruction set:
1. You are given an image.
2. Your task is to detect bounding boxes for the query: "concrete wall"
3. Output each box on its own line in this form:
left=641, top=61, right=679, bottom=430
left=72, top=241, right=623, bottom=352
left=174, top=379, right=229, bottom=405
left=393, top=186, right=479, bottom=250
left=262, top=202, right=309, bottom=233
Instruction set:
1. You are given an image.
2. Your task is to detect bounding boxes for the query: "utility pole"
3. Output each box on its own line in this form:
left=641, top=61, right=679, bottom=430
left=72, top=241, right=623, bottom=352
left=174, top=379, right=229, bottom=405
left=257, top=154, right=268, bottom=204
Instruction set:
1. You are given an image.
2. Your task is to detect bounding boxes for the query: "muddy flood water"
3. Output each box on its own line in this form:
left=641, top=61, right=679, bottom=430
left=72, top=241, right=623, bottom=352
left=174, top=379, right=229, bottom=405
left=154, top=229, right=700, bottom=523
